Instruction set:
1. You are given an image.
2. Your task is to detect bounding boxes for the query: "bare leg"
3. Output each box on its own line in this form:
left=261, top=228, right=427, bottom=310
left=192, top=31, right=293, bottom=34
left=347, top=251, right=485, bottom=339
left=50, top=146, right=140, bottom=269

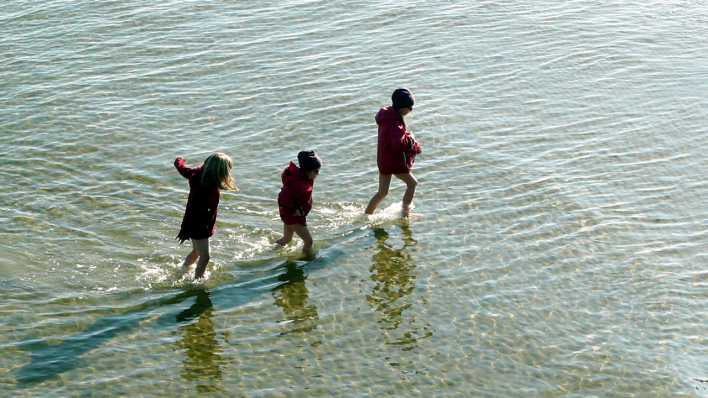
left=365, top=173, right=392, bottom=214
left=192, top=238, right=211, bottom=279
left=291, top=224, right=314, bottom=258
left=275, top=223, right=294, bottom=246
left=181, top=240, right=199, bottom=272
left=394, top=173, right=418, bottom=217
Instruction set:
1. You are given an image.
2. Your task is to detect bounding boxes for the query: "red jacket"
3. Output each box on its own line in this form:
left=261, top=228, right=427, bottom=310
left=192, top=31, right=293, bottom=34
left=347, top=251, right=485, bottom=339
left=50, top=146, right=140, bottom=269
left=277, top=162, right=313, bottom=218
left=376, top=106, right=422, bottom=175
left=175, top=158, right=220, bottom=243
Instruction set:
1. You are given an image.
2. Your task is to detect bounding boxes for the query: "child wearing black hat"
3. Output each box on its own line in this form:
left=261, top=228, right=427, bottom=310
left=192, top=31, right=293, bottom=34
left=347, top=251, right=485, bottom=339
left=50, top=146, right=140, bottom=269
left=365, top=88, right=422, bottom=217
left=275, top=150, right=322, bottom=257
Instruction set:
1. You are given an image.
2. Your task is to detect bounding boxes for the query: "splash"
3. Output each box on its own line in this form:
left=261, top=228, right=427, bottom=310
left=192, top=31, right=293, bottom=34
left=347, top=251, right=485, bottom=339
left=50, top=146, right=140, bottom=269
left=317, top=202, right=366, bottom=230
left=223, top=232, right=276, bottom=261
left=136, top=254, right=224, bottom=290
left=365, top=202, right=420, bottom=225
left=144, top=201, right=415, bottom=289
left=136, top=255, right=180, bottom=289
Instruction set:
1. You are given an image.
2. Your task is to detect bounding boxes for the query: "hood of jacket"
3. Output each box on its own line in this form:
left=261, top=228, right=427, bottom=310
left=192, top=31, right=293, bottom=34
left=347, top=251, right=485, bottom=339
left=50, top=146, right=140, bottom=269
left=282, top=161, right=310, bottom=185
left=375, top=106, right=403, bottom=126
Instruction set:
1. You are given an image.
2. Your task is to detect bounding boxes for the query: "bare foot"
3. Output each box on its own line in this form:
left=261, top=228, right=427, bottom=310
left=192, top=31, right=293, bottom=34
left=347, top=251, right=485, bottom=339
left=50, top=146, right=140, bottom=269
left=181, top=263, right=195, bottom=275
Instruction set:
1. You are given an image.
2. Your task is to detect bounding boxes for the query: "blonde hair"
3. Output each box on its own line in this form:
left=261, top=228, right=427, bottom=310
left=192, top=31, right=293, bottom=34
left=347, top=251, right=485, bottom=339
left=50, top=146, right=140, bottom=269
left=201, top=152, right=237, bottom=191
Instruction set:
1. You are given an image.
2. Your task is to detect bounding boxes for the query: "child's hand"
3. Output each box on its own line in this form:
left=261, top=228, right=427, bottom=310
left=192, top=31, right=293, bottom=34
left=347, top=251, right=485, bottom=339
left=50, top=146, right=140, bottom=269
left=404, top=135, right=421, bottom=154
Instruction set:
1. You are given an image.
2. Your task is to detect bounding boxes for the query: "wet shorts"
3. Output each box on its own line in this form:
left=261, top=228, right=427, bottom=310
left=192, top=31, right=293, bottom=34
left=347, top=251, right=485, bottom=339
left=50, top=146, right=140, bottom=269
left=279, top=206, right=307, bottom=226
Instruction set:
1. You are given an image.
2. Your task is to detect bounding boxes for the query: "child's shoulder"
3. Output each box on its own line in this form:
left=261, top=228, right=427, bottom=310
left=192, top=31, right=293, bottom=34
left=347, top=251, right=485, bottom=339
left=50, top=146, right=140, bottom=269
left=187, top=165, right=204, bottom=180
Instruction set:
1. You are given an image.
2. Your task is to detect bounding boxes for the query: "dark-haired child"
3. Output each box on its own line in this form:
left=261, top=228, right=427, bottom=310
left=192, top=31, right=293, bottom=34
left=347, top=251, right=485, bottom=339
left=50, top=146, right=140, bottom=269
left=275, top=150, right=322, bottom=257
left=365, top=88, right=422, bottom=217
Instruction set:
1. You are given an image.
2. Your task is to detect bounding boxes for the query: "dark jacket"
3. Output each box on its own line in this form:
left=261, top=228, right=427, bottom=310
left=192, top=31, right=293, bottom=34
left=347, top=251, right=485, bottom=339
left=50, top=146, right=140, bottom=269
left=375, top=106, right=422, bottom=174
left=277, top=162, right=313, bottom=220
left=175, top=157, right=220, bottom=243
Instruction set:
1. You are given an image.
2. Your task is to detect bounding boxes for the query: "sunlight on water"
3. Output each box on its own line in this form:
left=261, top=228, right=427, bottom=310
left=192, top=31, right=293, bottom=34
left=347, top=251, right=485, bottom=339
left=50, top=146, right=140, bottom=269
left=1, top=0, right=707, bottom=396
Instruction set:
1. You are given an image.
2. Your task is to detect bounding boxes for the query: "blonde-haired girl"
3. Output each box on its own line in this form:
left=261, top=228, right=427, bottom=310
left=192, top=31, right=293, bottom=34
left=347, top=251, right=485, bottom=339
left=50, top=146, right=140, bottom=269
left=174, top=152, right=236, bottom=279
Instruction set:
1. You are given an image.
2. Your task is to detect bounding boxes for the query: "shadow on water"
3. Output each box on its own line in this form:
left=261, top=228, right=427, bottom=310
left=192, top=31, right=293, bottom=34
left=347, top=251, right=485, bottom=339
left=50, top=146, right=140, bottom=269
left=367, top=223, right=432, bottom=350
left=14, top=247, right=345, bottom=386
left=14, top=288, right=206, bottom=385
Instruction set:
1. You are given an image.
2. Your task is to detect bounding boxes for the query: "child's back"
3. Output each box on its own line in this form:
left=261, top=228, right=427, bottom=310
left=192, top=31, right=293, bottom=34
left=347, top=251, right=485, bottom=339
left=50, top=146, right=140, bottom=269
left=278, top=161, right=314, bottom=226
left=175, top=158, right=221, bottom=244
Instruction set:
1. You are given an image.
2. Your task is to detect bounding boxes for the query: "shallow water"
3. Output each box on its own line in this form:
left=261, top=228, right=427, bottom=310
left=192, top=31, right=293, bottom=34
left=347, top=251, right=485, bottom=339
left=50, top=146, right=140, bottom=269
left=1, top=0, right=707, bottom=396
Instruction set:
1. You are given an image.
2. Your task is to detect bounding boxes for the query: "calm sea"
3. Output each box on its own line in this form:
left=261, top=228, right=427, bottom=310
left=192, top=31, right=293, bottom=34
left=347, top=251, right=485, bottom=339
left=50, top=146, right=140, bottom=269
left=1, top=1, right=707, bottom=396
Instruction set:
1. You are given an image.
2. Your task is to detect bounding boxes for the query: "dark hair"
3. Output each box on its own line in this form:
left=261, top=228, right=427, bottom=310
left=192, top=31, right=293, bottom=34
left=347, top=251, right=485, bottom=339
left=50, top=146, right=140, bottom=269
left=392, top=88, right=415, bottom=110
left=297, top=150, right=322, bottom=172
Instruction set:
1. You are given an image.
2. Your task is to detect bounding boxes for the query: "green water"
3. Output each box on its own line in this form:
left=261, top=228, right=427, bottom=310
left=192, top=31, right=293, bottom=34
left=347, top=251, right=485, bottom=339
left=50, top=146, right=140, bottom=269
left=1, top=1, right=707, bottom=396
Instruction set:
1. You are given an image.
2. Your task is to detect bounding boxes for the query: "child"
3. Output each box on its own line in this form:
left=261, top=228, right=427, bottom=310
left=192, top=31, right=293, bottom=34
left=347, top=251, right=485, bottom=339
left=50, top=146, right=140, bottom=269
left=365, top=88, right=422, bottom=217
left=174, top=152, right=236, bottom=279
left=275, top=150, right=322, bottom=257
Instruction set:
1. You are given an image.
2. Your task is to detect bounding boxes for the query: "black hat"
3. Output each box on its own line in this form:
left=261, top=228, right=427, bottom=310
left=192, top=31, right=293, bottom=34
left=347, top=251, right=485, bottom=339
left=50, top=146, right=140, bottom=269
left=297, top=150, right=322, bottom=172
left=392, top=88, right=415, bottom=110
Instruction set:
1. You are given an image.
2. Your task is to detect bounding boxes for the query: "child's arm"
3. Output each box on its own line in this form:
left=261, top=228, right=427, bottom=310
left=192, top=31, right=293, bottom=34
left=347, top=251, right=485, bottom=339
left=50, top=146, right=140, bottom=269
left=289, top=184, right=313, bottom=217
left=389, top=119, right=421, bottom=155
left=403, top=134, right=422, bottom=155
left=174, top=157, right=194, bottom=179
left=387, top=122, right=414, bottom=154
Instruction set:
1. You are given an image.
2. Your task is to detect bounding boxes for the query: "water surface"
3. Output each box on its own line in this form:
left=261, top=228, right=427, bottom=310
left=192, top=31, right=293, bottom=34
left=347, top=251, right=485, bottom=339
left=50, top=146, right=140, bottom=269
left=1, top=1, right=707, bottom=396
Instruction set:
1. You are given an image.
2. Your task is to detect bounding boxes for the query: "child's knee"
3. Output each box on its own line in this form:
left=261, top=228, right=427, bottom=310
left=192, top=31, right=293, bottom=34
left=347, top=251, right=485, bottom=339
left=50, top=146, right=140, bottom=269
left=378, top=187, right=389, bottom=197
left=408, top=178, right=418, bottom=189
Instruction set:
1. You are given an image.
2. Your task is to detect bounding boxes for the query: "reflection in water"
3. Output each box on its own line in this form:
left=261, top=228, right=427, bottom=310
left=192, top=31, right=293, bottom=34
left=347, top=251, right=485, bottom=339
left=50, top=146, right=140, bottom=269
left=176, top=289, right=224, bottom=393
left=368, top=224, right=431, bottom=350
left=272, top=263, right=319, bottom=334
